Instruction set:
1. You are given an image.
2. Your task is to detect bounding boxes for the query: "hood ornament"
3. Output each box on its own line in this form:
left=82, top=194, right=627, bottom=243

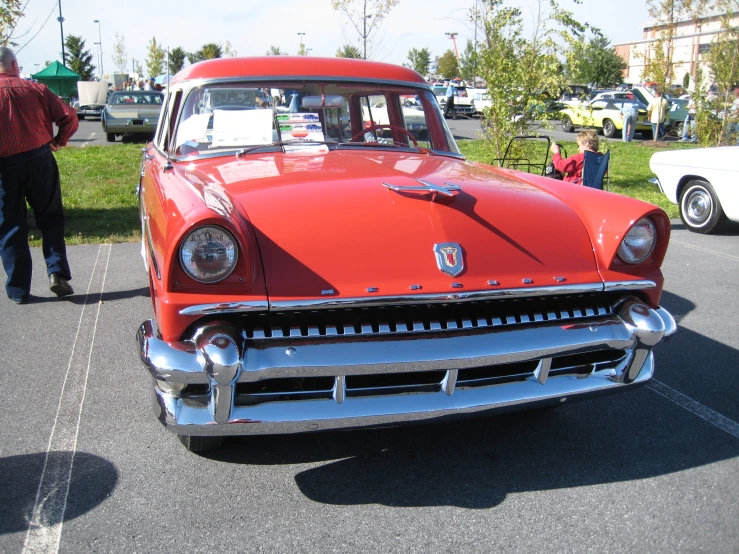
left=383, top=179, right=461, bottom=202
left=434, top=243, right=464, bottom=276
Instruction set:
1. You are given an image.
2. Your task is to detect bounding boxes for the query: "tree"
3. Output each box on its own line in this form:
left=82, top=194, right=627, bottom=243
left=266, top=46, right=287, bottom=55
left=146, top=37, right=165, bottom=78
left=297, top=43, right=307, bottom=56
left=405, top=47, right=431, bottom=76
left=224, top=41, right=237, bottom=57
left=436, top=50, right=459, bottom=79
left=169, top=47, right=187, bottom=73
left=64, top=35, right=95, bottom=80
left=336, top=44, right=362, bottom=58
left=0, top=0, right=23, bottom=46
left=332, top=0, right=400, bottom=59
left=476, top=0, right=590, bottom=160
left=112, top=33, right=128, bottom=75
left=458, top=41, right=478, bottom=83
left=697, top=1, right=739, bottom=145
left=188, top=43, right=223, bottom=64
left=567, top=34, right=626, bottom=88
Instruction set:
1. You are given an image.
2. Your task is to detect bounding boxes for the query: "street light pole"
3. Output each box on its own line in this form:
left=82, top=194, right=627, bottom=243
left=58, top=0, right=66, bottom=66
left=298, top=32, right=305, bottom=46
left=94, top=19, right=103, bottom=77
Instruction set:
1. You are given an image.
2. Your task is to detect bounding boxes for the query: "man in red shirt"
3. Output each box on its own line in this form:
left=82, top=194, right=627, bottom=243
left=549, top=130, right=599, bottom=184
left=0, top=47, right=79, bottom=304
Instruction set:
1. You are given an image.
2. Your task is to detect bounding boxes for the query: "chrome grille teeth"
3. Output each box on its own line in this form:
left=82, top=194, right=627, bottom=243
left=241, top=298, right=614, bottom=340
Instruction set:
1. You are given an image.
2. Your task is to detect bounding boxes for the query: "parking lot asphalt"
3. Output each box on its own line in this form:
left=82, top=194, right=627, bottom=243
left=0, top=222, right=737, bottom=554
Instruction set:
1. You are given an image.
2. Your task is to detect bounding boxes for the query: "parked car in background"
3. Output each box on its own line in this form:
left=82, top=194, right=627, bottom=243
left=137, top=56, right=675, bottom=452
left=630, top=86, right=688, bottom=134
left=469, top=88, right=491, bottom=116
left=101, top=90, right=164, bottom=142
left=561, top=98, right=651, bottom=138
left=74, top=81, right=109, bottom=120
left=432, top=84, right=474, bottom=118
left=649, top=146, right=739, bottom=233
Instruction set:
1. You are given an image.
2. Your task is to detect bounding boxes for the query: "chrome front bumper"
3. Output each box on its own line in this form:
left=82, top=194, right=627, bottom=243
left=137, top=300, right=676, bottom=436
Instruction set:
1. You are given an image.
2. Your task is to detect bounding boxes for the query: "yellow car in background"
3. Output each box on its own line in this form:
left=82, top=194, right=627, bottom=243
left=560, top=99, right=652, bottom=139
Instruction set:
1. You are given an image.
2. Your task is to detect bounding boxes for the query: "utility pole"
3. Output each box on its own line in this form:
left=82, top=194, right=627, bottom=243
left=58, top=0, right=66, bottom=66
left=94, top=19, right=103, bottom=76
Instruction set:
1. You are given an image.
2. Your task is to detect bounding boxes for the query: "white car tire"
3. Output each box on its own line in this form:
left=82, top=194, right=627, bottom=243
left=679, top=179, right=726, bottom=234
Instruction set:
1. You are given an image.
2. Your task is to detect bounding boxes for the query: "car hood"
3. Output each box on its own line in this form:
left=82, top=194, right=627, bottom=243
left=179, top=151, right=601, bottom=301
left=106, top=105, right=162, bottom=119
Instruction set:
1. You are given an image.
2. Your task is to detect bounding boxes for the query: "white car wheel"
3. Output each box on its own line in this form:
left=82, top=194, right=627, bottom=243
left=679, top=179, right=726, bottom=234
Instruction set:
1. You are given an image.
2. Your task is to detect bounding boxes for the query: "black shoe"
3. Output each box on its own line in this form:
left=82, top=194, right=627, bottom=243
left=50, top=274, right=74, bottom=297
left=10, top=295, right=28, bottom=305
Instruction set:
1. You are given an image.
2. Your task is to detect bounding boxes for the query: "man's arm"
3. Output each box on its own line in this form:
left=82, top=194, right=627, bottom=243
left=44, top=87, right=79, bottom=148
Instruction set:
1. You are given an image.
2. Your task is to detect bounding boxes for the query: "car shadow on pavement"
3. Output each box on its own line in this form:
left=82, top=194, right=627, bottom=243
left=670, top=220, right=739, bottom=235
left=202, top=289, right=738, bottom=509
left=20, top=287, right=149, bottom=306
left=0, top=451, right=118, bottom=534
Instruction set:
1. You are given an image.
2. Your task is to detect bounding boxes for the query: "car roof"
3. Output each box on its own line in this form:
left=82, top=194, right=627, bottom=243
left=172, top=57, right=427, bottom=86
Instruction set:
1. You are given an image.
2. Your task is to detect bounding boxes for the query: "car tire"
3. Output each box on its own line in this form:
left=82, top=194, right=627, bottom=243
left=77, top=114, right=84, bottom=121
left=177, top=434, right=225, bottom=453
left=106, top=132, right=116, bottom=142
left=679, top=179, right=726, bottom=234
left=602, top=119, right=616, bottom=138
left=561, top=115, right=575, bottom=133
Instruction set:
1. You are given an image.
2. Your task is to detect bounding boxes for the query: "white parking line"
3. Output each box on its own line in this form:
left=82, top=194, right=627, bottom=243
left=670, top=239, right=739, bottom=262
left=648, top=379, right=739, bottom=440
left=80, top=132, right=96, bottom=148
left=23, top=244, right=112, bottom=554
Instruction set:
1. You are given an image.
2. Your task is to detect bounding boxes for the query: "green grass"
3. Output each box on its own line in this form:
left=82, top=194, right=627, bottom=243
left=457, top=138, right=703, bottom=219
left=28, top=144, right=142, bottom=246
left=28, top=139, right=697, bottom=246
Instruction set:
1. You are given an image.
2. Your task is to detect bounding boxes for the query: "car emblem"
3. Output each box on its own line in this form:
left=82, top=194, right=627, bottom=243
left=434, top=243, right=464, bottom=276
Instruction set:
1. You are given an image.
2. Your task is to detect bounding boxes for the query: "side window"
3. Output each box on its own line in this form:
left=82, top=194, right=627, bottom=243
left=358, top=94, right=389, bottom=142
left=323, top=101, right=351, bottom=141
left=160, top=90, right=182, bottom=154
left=154, top=94, right=170, bottom=149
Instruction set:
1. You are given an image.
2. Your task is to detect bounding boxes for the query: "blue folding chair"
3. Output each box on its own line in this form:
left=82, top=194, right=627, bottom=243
left=581, top=150, right=610, bottom=190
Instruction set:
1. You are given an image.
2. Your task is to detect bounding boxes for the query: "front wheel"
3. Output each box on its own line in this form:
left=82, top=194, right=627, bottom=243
left=177, top=434, right=225, bottom=453
left=679, top=179, right=726, bottom=234
left=602, top=119, right=616, bottom=138
left=106, top=132, right=116, bottom=142
left=561, top=115, right=574, bottom=133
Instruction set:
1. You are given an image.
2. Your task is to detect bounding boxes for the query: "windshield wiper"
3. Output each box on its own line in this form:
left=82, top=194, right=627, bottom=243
left=235, top=140, right=334, bottom=158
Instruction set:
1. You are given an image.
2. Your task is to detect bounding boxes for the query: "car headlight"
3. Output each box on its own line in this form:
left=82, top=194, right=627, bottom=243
left=179, top=225, right=238, bottom=283
left=617, top=217, right=656, bottom=263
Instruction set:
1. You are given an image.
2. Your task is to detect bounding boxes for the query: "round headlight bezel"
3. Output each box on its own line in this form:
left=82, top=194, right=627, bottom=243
left=617, top=217, right=657, bottom=264
left=179, top=225, right=239, bottom=283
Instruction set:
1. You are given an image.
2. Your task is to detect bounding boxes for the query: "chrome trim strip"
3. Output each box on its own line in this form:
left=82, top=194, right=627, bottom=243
left=179, top=301, right=269, bottom=316
left=269, top=283, right=606, bottom=311
left=603, top=280, right=657, bottom=291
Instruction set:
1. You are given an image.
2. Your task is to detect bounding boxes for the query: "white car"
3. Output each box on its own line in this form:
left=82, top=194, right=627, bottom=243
left=469, top=88, right=491, bottom=115
left=649, top=146, right=739, bottom=233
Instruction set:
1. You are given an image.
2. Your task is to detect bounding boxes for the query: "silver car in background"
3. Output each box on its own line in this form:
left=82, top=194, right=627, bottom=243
left=102, top=90, right=164, bottom=142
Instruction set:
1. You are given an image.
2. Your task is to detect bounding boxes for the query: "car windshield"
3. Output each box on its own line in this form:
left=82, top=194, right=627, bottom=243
left=172, top=81, right=458, bottom=158
left=111, top=92, right=162, bottom=105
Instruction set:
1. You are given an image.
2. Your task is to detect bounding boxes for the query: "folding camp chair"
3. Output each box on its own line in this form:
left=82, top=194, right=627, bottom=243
left=491, top=136, right=551, bottom=176
left=581, top=150, right=611, bottom=190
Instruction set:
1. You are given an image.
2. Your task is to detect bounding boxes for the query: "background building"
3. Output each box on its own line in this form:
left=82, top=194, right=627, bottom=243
left=615, top=9, right=739, bottom=90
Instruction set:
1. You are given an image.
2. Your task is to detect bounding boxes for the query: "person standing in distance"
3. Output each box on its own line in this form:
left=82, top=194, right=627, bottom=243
left=647, top=89, right=669, bottom=141
left=0, top=47, right=78, bottom=304
left=444, top=82, right=456, bottom=119
left=619, top=101, right=639, bottom=142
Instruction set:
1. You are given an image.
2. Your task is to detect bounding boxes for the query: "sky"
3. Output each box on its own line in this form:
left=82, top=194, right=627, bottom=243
left=9, top=0, right=651, bottom=78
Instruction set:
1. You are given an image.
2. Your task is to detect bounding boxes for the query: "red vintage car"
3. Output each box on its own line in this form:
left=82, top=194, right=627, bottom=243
left=137, top=57, right=676, bottom=452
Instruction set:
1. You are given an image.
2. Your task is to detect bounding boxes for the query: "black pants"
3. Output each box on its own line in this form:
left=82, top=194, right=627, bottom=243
left=0, top=144, right=71, bottom=301
left=445, top=96, right=455, bottom=118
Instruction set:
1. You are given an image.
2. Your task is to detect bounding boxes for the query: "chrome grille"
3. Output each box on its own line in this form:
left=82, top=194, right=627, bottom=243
left=237, top=294, right=616, bottom=341
left=232, top=349, right=628, bottom=407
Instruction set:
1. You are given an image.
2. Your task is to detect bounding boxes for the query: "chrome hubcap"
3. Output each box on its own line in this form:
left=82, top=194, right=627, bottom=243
left=686, top=190, right=711, bottom=224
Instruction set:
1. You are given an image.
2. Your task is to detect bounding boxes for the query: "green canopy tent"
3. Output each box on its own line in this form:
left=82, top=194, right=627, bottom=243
left=31, top=61, right=80, bottom=99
